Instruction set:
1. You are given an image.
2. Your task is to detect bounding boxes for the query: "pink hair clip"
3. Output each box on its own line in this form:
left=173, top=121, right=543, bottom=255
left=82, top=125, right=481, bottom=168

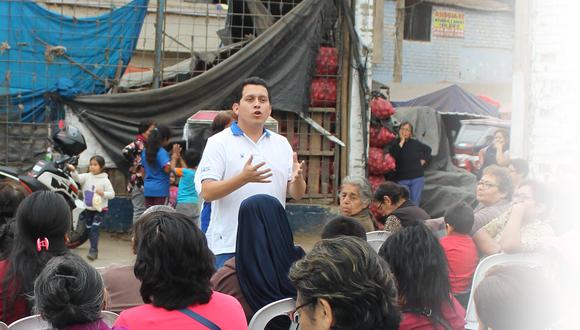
left=36, top=238, right=49, bottom=252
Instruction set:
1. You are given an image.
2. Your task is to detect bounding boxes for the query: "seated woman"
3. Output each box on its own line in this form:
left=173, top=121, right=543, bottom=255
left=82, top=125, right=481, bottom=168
left=34, top=254, right=110, bottom=330
left=475, top=265, right=560, bottom=330
left=425, top=165, right=513, bottom=235
left=373, top=182, right=430, bottom=232
left=113, top=211, right=246, bottom=329
left=0, top=191, right=71, bottom=324
left=338, top=176, right=376, bottom=231
left=211, top=194, right=302, bottom=327
left=100, top=206, right=176, bottom=313
left=0, top=181, right=28, bottom=259
left=473, top=180, right=556, bottom=257
left=288, top=236, right=401, bottom=330
left=379, top=224, right=465, bottom=329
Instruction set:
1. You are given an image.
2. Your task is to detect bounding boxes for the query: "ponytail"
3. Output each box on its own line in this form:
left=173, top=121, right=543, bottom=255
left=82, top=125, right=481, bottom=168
left=146, top=125, right=171, bottom=167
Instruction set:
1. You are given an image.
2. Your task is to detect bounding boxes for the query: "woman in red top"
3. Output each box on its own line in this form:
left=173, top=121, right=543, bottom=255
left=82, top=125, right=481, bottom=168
left=113, top=211, right=246, bottom=330
left=379, top=224, right=466, bottom=330
left=0, top=191, right=72, bottom=324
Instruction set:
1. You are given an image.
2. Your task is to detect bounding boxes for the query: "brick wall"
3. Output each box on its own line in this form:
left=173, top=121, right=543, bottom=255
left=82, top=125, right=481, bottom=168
left=373, top=1, right=514, bottom=84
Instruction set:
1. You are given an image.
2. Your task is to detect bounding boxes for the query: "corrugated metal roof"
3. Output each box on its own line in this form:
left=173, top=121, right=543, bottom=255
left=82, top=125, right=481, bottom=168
left=426, top=0, right=512, bottom=12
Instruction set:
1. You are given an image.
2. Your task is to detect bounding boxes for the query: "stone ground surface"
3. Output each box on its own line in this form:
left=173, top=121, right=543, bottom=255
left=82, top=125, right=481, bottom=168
left=73, top=231, right=321, bottom=268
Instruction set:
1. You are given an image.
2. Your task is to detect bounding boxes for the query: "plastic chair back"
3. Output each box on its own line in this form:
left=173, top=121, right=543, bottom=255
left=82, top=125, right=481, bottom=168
left=248, top=298, right=298, bottom=330
left=8, top=311, right=120, bottom=329
left=366, top=230, right=391, bottom=252
left=465, top=253, right=552, bottom=329
left=8, top=315, right=47, bottom=330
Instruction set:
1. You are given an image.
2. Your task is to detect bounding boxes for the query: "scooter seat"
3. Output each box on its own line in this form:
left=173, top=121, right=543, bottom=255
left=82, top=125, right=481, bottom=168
left=18, top=175, right=48, bottom=192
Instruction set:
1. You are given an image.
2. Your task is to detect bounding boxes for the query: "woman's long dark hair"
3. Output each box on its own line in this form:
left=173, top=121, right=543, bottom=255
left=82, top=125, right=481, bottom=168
left=2, top=191, right=71, bottom=319
left=145, top=125, right=171, bottom=166
left=379, top=224, right=453, bottom=326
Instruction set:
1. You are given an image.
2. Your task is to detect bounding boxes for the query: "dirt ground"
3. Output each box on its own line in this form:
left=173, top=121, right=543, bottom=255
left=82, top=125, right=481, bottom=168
left=73, top=231, right=322, bottom=268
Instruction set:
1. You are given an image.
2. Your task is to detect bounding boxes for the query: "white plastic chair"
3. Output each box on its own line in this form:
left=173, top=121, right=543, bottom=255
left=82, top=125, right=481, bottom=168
left=248, top=298, right=298, bottom=330
left=8, top=315, right=48, bottom=330
left=8, top=311, right=119, bottom=329
left=366, top=230, right=391, bottom=252
left=100, top=310, right=120, bottom=327
left=0, top=321, right=8, bottom=330
left=464, top=253, right=553, bottom=330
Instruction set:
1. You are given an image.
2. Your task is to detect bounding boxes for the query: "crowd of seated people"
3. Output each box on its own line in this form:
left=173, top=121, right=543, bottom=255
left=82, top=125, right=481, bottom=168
left=0, top=154, right=575, bottom=330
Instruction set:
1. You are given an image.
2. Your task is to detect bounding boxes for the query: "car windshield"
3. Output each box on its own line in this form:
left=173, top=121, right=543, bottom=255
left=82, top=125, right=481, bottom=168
left=455, top=125, right=494, bottom=147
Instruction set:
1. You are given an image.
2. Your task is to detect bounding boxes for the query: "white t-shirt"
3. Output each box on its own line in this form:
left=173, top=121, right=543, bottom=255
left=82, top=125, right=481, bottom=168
left=195, top=122, right=293, bottom=255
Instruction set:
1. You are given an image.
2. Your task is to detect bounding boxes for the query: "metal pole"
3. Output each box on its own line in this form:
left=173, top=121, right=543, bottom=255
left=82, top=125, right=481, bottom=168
left=152, top=0, right=166, bottom=89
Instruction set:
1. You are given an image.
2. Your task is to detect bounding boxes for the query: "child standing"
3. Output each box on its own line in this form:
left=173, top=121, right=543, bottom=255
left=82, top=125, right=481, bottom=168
left=69, top=155, right=115, bottom=261
left=168, top=172, right=179, bottom=208
left=141, top=125, right=172, bottom=207
left=171, top=145, right=201, bottom=226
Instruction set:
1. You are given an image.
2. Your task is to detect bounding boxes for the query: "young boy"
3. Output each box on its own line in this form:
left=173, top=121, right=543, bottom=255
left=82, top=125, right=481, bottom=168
left=440, top=202, right=479, bottom=306
left=171, top=145, right=201, bottom=226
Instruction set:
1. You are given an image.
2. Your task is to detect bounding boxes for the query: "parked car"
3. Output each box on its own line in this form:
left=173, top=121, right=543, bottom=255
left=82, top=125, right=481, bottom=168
left=453, top=118, right=510, bottom=173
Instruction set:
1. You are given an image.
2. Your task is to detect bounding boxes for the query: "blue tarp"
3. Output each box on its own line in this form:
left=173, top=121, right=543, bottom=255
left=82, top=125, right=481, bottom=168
left=391, top=84, right=500, bottom=118
left=0, top=0, right=148, bottom=122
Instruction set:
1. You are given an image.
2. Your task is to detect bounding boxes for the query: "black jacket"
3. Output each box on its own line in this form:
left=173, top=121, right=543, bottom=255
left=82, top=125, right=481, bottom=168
left=389, top=138, right=432, bottom=180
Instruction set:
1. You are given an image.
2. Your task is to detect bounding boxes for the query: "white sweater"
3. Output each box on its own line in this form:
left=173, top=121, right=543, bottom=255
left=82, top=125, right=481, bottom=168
left=71, top=172, right=115, bottom=211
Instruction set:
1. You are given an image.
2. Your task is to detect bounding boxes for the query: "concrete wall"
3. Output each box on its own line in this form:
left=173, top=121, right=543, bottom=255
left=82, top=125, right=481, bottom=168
left=374, top=1, right=514, bottom=84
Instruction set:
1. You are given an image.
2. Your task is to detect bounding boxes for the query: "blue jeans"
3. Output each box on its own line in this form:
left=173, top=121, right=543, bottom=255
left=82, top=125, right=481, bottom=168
left=398, top=176, right=425, bottom=205
left=214, top=253, right=235, bottom=269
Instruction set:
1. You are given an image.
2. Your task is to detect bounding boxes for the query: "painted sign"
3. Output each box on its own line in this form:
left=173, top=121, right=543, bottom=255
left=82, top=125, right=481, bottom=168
left=433, top=10, right=465, bottom=38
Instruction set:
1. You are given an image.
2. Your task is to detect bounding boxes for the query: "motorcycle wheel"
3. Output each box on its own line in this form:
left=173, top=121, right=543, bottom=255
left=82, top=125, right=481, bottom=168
left=67, top=216, right=89, bottom=249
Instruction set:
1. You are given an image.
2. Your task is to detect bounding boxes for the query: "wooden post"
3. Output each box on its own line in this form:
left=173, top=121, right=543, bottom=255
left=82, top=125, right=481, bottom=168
left=393, top=0, right=404, bottom=82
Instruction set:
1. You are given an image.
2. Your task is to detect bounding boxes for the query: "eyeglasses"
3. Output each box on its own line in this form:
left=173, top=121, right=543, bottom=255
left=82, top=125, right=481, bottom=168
left=288, top=299, right=315, bottom=324
left=477, top=180, right=499, bottom=189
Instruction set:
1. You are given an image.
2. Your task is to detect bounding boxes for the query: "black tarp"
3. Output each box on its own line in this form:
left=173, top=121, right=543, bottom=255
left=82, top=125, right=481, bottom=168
left=391, top=84, right=500, bottom=118
left=63, top=0, right=334, bottom=169
left=392, top=106, right=477, bottom=217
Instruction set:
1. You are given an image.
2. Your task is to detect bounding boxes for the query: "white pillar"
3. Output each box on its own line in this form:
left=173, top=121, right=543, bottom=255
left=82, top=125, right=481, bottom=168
left=348, top=0, right=374, bottom=177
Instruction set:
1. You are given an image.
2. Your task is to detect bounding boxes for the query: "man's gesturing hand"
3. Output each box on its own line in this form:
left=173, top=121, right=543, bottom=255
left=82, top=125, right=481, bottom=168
left=291, top=152, right=304, bottom=183
left=241, top=155, right=272, bottom=183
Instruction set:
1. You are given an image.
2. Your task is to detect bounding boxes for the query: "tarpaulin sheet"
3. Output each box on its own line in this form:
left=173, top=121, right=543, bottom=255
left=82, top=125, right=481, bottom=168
left=0, top=0, right=148, bottom=122
left=392, top=84, right=500, bottom=118
left=392, top=106, right=477, bottom=217
left=65, top=0, right=333, bottom=169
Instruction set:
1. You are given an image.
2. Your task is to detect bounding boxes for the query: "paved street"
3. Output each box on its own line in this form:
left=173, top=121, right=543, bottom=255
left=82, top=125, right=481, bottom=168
left=73, top=230, right=321, bottom=268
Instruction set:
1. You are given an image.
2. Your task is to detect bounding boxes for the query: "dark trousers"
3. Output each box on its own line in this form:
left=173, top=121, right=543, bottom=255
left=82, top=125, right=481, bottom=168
left=81, top=210, right=104, bottom=252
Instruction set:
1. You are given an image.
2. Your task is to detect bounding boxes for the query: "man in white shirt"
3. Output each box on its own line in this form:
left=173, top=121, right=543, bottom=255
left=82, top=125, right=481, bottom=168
left=195, top=77, right=306, bottom=268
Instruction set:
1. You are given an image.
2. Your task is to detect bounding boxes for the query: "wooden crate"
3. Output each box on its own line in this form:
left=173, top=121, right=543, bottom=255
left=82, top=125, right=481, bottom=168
left=272, top=109, right=338, bottom=205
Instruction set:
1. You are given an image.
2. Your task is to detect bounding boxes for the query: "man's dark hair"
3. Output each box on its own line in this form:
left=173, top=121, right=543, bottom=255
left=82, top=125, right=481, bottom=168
left=321, top=216, right=367, bottom=240
left=182, top=150, right=201, bottom=168
left=509, top=158, right=529, bottom=178
left=138, top=120, right=156, bottom=134
left=444, top=202, right=475, bottom=234
left=379, top=224, right=452, bottom=327
left=133, top=211, right=215, bottom=310
left=237, top=77, right=271, bottom=102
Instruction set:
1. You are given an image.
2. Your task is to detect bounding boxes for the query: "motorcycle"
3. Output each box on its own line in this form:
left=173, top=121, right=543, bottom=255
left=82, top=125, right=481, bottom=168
left=0, top=125, right=88, bottom=248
